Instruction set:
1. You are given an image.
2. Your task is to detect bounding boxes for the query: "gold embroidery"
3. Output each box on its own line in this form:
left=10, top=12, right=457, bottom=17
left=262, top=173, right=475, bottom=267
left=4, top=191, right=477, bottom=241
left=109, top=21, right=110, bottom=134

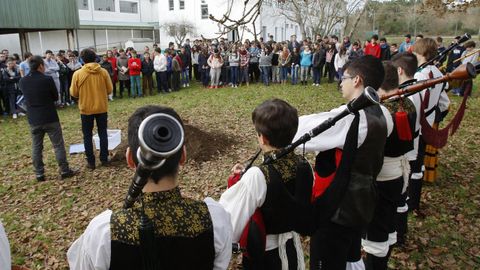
left=259, top=150, right=307, bottom=183
left=111, top=187, right=212, bottom=245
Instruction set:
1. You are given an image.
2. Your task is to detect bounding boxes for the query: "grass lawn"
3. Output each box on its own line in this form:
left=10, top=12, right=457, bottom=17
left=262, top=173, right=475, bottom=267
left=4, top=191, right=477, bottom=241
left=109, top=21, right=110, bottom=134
left=0, top=78, right=479, bottom=269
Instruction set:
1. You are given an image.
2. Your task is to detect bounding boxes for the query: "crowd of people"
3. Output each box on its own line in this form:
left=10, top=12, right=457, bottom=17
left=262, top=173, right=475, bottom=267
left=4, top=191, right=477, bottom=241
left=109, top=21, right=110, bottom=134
left=1, top=32, right=477, bottom=121
left=0, top=31, right=478, bottom=270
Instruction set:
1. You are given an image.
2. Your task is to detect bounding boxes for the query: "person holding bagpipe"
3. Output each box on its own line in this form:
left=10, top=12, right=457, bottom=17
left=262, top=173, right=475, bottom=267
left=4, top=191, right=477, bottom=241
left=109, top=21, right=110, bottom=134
left=390, top=52, right=422, bottom=246
left=219, top=99, right=315, bottom=269
left=361, top=61, right=417, bottom=270
left=409, top=38, right=451, bottom=209
left=294, top=55, right=394, bottom=269
left=67, top=105, right=233, bottom=270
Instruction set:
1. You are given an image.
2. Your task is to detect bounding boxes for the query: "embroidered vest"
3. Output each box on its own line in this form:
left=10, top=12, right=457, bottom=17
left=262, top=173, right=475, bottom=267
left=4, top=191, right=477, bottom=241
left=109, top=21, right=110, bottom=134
left=258, top=151, right=314, bottom=235
left=109, top=188, right=215, bottom=270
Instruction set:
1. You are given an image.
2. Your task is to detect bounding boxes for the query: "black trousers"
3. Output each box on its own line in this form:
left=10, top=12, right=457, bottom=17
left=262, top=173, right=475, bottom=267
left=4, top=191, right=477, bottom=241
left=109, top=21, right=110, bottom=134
left=408, top=136, right=426, bottom=211
left=242, top=239, right=298, bottom=270
left=172, top=71, right=180, bottom=91
left=81, top=113, right=108, bottom=165
left=310, top=222, right=362, bottom=270
left=119, top=80, right=130, bottom=97
left=155, top=71, right=168, bottom=92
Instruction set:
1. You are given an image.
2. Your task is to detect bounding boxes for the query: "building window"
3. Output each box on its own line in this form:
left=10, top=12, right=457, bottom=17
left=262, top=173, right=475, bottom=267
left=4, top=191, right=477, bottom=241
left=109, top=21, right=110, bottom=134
left=77, top=0, right=89, bottom=10
left=94, top=0, right=115, bottom=11
left=179, top=0, right=185, bottom=10
left=120, top=1, right=138, bottom=13
left=201, top=4, right=208, bottom=19
left=262, top=26, right=267, bottom=41
left=169, top=0, right=174, bottom=10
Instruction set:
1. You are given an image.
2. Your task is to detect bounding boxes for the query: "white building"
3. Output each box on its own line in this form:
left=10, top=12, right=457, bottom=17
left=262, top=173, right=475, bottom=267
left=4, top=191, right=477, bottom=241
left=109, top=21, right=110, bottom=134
left=157, top=0, right=344, bottom=48
left=0, top=0, right=159, bottom=55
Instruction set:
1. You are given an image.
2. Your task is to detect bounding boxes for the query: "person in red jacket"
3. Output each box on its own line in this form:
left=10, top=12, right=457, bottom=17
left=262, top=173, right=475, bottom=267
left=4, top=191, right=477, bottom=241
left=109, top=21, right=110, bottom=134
left=106, top=50, right=118, bottom=98
left=128, top=50, right=142, bottom=97
left=364, top=35, right=381, bottom=58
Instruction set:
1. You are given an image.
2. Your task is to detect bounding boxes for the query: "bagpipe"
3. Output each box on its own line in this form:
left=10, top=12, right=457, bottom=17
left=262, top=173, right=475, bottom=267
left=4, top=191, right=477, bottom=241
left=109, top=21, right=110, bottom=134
left=123, top=113, right=185, bottom=270
left=419, top=33, right=471, bottom=70
left=385, top=63, right=477, bottom=148
left=230, top=62, right=477, bottom=257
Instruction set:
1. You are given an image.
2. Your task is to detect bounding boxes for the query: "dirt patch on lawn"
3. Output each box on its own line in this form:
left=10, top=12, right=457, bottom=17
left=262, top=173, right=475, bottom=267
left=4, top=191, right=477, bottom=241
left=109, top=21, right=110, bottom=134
left=111, top=124, right=237, bottom=165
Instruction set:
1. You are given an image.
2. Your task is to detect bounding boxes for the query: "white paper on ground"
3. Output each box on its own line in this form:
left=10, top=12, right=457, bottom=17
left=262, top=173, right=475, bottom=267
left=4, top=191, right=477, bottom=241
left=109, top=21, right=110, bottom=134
left=69, top=144, right=85, bottom=154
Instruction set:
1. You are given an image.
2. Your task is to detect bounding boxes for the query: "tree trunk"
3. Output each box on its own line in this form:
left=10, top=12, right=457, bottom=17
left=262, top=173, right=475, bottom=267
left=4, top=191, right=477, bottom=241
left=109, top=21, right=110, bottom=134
left=347, top=0, right=369, bottom=38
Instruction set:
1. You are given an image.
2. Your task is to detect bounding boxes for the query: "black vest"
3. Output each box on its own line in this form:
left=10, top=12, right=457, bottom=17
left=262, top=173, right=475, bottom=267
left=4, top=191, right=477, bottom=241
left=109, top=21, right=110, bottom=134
left=109, top=188, right=215, bottom=270
left=258, top=151, right=314, bottom=236
left=316, top=105, right=388, bottom=229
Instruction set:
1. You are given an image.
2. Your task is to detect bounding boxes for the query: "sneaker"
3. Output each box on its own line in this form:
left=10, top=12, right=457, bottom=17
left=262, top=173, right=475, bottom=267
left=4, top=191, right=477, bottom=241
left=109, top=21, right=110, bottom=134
left=187, top=83, right=190, bottom=87
left=61, top=168, right=79, bottom=180
left=12, top=114, right=17, bottom=119
left=18, top=112, right=26, bottom=116
left=36, top=175, right=45, bottom=182
left=182, top=84, right=186, bottom=88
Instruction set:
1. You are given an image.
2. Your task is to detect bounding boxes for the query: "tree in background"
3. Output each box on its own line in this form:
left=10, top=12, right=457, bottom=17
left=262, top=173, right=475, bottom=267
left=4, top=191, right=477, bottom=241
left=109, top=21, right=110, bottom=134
left=162, top=21, right=197, bottom=48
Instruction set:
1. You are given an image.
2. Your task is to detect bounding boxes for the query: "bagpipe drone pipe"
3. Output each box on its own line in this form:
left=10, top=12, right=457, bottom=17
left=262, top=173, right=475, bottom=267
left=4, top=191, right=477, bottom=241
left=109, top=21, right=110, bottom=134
left=123, top=113, right=185, bottom=270
left=419, top=33, right=471, bottom=70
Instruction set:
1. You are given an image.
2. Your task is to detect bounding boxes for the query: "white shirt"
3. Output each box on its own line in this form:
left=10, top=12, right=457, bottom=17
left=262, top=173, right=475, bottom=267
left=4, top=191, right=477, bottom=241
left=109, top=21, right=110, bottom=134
left=293, top=104, right=393, bottom=153
left=414, top=65, right=450, bottom=126
left=67, top=198, right=232, bottom=270
left=0, top=222, right=11, bottom=270
left=153, top=54, right=167, bottom=72
left=334, top=54, right=348, bottom=71
left=461, top=50, right=479, bottom=65
left=406, top=92, right=422, bottom=161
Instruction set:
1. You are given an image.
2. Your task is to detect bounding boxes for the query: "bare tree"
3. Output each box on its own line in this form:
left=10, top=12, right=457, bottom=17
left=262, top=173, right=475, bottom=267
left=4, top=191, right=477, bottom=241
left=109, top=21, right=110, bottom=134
left=345, top=0, right=369, bottom=38
left=208, top=0, right=263, bottom=39
left=162, top=21, right=196, bottom=48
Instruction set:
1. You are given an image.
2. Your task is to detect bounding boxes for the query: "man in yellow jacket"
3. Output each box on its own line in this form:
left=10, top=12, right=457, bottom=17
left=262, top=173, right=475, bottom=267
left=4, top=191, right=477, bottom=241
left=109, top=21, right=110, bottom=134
left=70, top=48, right=113, bottom=170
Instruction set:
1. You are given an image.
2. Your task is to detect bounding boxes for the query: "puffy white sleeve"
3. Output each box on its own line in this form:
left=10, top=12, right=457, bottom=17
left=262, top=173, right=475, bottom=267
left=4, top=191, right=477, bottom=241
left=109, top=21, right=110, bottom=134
left=438, top=89, right=450, bottom=113
left=380, top=105, right=394, bottom=137
left=204, top=198, right=233, bottom=270
left=0, top=222, right=11, bottom=270
left=67, top=210, right=112, bottom=270
left=219, top=167, right=267, bottom=242
left=294, top=105, right=368, bottom=152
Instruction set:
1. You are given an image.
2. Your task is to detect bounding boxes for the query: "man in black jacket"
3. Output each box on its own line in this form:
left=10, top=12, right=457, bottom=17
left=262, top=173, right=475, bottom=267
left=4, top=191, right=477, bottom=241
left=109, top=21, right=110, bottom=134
left=19, top=55, right=77, bottom=182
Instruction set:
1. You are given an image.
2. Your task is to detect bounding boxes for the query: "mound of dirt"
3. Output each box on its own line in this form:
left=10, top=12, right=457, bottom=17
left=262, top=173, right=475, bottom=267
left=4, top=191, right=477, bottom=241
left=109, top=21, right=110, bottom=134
left=110, top=124, right=236, bottom=165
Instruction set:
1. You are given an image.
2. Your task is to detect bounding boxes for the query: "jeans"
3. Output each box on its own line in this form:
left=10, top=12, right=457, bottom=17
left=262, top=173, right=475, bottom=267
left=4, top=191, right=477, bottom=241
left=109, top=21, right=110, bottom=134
left=272, top=66, right=280, bottom=83
left=181, top=69, right=189, bottom=85
left=280, top=66, right=289, bottom=81
left=300, top=66, right=310, bottom=82
left=291, top=65, right=299, bottom=84
left=30, top=121, right=69, bottom=177
left=7, top=90, right=16, bottom=115
left=312, top=67, right=321, bottom=84
left=130, top=75, right=142, bottom=97
left=261, top=66, right=271, bottom=85
left=59, top=77, right=70, bottom=104
left=210, top=68, right=221, bottom=86
left=230, top=66, right=239, bottom=85
left=156, top=71, right=168, bottom=92
left=81, top=113, right=108, bottom=165
left=200, top=69, right=209, bottom=86
left=221, top=66, right=229, bottom=85
left=240, top=67, right=249, bottom=84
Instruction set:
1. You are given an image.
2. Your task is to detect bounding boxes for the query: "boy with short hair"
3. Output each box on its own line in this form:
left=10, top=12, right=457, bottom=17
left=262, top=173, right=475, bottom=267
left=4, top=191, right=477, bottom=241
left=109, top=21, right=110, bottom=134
left=295, top=55, right=393, bottom=269
left=219, top=99, right=314, bottom=269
